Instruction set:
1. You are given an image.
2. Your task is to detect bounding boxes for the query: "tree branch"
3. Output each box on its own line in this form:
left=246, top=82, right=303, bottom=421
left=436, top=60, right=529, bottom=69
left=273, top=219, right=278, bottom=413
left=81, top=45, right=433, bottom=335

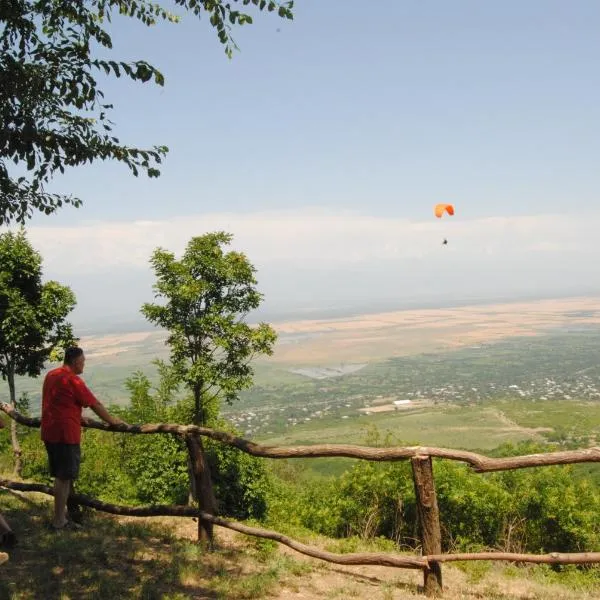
left=203, top=387, right=222, bottom=408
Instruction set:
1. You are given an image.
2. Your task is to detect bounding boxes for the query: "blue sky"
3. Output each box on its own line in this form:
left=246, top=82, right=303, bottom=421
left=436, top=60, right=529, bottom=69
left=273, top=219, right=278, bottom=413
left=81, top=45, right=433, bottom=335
left=35, top=0, right=600, bottom=223
left=19, top=0, right=600, bottom=328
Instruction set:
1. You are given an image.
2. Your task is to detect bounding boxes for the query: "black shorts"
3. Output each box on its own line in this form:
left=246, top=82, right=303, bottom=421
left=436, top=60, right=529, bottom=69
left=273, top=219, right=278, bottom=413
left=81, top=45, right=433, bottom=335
left=44, top=442, right=81, bottom=480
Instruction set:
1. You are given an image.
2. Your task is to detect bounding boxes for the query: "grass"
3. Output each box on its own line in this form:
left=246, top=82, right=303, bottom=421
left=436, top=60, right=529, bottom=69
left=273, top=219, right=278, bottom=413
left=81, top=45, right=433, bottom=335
left=259, top=405, right=541, bottom=451
left=492, top=398, right=600, bottom=440
left=0, top=492, right=310, bottom=600
left=257, top=398, right=600, bottom=480
left=0, top=490, right=598, bottom=600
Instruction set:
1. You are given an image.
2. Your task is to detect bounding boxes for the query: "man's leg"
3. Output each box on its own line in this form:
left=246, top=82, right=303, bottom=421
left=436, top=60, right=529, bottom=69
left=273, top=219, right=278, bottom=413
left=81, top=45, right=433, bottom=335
left=52, top=478, right=71, bottom=528
left=47, top=442, right=82, bottom=529
left=66, top=481, right=84, bottom=524
left=0, top=514, right=16, bottom=548
left=45, top=442, right=68, bottom=527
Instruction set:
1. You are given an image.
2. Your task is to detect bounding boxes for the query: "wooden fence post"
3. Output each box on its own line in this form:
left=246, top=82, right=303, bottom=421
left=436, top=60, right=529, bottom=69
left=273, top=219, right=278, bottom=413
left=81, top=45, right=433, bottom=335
left=411, top=455, right=443, bottom=597
left=185, top=432, right=217, bottom=547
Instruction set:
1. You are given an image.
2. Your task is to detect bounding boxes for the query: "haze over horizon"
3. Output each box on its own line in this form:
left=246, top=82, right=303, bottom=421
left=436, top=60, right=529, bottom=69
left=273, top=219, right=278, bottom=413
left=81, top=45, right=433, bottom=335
left=6, top=1, right=600, bottom=331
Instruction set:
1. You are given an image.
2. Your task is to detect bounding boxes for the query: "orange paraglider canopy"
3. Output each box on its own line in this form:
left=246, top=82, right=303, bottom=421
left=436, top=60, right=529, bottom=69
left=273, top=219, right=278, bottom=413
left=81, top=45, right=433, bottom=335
left=434, top=203, right=454, bottom=218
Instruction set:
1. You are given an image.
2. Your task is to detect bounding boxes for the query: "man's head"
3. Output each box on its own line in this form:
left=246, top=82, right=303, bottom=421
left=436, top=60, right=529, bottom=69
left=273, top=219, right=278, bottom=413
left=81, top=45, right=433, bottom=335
left=63, top=347, right=85, bottom=375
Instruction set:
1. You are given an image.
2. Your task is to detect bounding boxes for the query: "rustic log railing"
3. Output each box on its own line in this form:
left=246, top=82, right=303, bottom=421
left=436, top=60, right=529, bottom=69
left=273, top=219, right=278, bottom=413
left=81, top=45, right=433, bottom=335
left=1, top=402, right=600, bottom=597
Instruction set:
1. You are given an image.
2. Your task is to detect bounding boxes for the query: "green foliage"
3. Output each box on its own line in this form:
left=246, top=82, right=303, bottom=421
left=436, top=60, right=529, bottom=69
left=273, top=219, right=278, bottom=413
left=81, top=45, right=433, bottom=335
left=19, top=426, right=53, bottom=481
left=236, top=529, right=279, bottom=563
left=205, top=419, right=271, bottom=520
left=0, top=418, right=12, bottom=456
left=74, top=429, right=143, bottom=504
left=167, top=395, right=272, bottom=519
left=0, top=229, right=76, bottom=384
left=524, top=563, right=600, bottom=591
left=142, top=232, right=277, bottom=425
left=265, top=437, right=600, bottom=557
left=265, top=463, right=342, bottom=538
left=118, top=432, right=189, bottom=505
left=18, top=366, right=272, bottom=518
left=115, top=369, right=190, bottom=504
left=434, top=461, right=513, bottom=551
left=0, top=0, right=294, bottom=225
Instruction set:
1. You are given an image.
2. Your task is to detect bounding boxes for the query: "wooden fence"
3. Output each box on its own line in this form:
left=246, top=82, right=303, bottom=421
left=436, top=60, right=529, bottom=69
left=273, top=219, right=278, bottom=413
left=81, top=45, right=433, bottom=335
left=1, top=401, right=600, bottom=597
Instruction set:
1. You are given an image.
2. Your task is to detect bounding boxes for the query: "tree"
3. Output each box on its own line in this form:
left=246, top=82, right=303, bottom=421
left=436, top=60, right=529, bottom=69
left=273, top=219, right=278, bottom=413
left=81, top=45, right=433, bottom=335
left=0, top=229, right=76, bottom=475
left=117, top=369, right=190, bottom=505
left=142, top=231, right=277, bottom=426
left=0, top=0, right=294, bottom=225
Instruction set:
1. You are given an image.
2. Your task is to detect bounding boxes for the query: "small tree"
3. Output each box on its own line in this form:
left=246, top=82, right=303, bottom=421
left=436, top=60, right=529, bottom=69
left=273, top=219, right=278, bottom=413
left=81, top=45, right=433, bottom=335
left=142, top=231, right=277, bottom=426
left=0, top=229, right=76, bottom=475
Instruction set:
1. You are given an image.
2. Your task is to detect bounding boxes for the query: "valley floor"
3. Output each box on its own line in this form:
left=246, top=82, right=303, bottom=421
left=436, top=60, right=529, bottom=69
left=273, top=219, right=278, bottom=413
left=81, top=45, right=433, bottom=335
left=0, top=491, right=598, bottom=600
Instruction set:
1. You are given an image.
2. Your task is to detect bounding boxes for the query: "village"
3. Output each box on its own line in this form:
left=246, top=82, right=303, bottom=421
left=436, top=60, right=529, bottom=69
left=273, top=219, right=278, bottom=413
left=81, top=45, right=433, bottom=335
left=225, top=369, right=600, bottom=438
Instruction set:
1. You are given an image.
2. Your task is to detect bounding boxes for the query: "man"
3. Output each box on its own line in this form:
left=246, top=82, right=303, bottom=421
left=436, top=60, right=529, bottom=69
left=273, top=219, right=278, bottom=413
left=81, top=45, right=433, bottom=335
left=41, top=346, right=126, bottom=530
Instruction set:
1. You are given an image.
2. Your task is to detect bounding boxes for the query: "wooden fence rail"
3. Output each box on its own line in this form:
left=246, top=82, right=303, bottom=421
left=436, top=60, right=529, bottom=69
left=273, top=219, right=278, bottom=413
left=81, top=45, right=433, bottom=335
left=2, top=402, right=599, bottom=473
left=1, top=402, right=600, bottom=597
left=1, top=478, right=599, bottom=570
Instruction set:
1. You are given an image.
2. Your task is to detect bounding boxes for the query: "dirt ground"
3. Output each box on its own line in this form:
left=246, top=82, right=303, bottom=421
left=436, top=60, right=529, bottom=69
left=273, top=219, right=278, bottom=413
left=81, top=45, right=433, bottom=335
left=123, top=515, right=600, bottom=600
left=1, top=493, right=599, bottom=600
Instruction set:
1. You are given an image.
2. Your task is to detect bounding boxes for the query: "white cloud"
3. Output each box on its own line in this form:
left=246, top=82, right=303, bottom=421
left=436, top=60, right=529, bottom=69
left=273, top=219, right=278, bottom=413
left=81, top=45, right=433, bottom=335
left=4, top=207, right=598, bottom=329
left=19, top=208, right=600, bottom=276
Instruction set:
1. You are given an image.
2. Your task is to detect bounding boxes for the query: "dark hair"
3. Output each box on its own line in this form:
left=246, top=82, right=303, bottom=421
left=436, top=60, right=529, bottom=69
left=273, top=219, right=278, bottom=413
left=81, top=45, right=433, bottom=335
left=63, top=346, right=84, bottom=366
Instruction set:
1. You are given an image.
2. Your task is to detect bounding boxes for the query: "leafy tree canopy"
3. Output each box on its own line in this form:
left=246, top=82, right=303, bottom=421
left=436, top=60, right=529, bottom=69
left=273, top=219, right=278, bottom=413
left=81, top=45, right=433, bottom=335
left=0, top=0, right=294, bottom=225
left=0, top=229, right=76, bottom=381
left=142, top=231, right=277, bottom=425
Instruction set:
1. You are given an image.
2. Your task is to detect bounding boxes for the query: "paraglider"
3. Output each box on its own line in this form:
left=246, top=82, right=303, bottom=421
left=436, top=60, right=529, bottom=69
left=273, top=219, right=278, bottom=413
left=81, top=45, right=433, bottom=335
left=434, top=203, right=454, bottom=218
left=434, top=203, right=454, bottom=245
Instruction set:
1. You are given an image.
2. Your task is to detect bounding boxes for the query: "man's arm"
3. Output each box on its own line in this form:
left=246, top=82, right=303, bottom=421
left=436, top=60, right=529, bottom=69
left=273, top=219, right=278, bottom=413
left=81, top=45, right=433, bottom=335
left=89, top=401, right=126, bottom=427
left=72, top=377, right=126, bottom=427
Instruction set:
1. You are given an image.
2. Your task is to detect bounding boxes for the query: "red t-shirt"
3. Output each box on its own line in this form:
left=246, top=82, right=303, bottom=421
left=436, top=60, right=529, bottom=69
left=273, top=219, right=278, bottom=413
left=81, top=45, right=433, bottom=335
left=41, top=366, right=98, bottom=444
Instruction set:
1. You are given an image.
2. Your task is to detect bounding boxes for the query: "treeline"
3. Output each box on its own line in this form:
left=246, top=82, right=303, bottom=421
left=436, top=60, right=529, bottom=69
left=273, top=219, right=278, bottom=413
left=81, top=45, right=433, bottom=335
left=3, top=408, right=599, bottom=561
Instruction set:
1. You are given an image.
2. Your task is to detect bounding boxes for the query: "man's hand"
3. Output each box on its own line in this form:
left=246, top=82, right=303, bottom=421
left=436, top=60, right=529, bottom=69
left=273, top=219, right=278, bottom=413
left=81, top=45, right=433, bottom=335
left=91, top=401, right=128, bottom=427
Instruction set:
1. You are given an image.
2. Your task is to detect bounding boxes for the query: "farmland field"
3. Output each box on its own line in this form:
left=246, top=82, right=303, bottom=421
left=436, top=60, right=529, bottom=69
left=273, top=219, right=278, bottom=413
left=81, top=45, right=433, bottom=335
left=257, top=405, right=544, bottom=450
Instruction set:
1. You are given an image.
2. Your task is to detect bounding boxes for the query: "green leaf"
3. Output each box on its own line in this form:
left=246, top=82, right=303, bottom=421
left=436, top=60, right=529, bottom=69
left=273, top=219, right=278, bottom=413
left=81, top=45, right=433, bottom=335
left=142, top=232, right=276, bottom=426
left=0, top=0, right=295, bottom=226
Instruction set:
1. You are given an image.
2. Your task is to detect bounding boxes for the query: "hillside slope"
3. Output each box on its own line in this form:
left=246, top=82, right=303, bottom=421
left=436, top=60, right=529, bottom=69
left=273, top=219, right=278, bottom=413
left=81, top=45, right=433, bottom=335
left=0, top=492, right=598, bottom=600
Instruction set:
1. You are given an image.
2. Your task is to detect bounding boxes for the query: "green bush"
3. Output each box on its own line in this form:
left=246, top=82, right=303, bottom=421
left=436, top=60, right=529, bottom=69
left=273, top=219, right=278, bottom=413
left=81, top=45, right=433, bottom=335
left=264, top=445, right=600, bottom=556
left=206, top=436, right=270, bottom=520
